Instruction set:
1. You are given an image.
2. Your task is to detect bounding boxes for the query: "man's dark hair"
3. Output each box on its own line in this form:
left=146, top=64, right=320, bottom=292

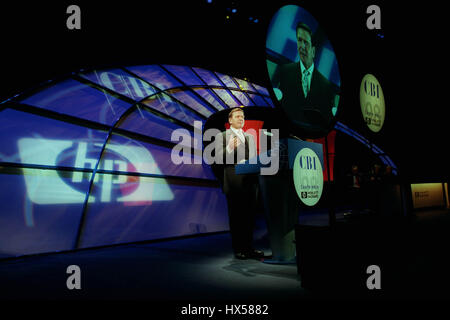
left=296, top=22, right=315, bottom=46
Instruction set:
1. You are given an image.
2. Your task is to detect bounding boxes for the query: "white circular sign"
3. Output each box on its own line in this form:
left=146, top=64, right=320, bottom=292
left=360, top=74, right=385, bottom=133
left=293, top=148, right=323, bottom=206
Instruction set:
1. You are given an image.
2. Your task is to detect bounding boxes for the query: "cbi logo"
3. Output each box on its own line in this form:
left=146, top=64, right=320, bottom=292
left=18, top=138, right=173, bottom=205
left=360, top=74, right=385, bottom=133
left=297, top=153, right=320, bottom=188
left=363, top=80, right=381, bottom=125
left=298, top=154, right=318, bottom=170
left=293, top=148, right=323, bottom=207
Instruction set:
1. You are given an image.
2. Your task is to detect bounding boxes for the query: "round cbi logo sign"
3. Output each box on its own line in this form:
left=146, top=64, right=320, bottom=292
left=360, top=74, right=385, bottom=132
left=293, top=148, right=323, bottom=206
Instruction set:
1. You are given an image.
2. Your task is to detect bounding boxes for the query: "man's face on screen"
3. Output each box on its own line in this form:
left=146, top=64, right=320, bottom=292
left=229, top=110, right=245, bottom=130
left=297, top=28, right=315, bottom=69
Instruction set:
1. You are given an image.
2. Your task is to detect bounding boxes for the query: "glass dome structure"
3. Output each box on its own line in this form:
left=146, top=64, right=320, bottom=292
left=0, top=64, right=396, bottom=258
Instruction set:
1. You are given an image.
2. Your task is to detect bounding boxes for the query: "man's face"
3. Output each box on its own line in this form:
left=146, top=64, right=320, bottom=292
left=229, top=110, right=245, bottom=129
left=297, top=28, right=315, bottom=69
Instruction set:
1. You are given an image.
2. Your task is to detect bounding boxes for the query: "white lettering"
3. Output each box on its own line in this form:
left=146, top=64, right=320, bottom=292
left=66, top=265, right=81, bottom=290
left=66, top=5, right=81, bottom=30
left=170, top=122, right=280, bottom=175
left=181, top=304, right=215, bottom=318
left=366, top=5, right=381, bottom=30
left=366, top=265, right=381, bottom=289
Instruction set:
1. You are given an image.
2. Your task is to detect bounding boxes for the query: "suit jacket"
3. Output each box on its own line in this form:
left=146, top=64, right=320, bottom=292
left=276, top=62, right=339, bottom=127
left=214, top=129, right=257, bottom=195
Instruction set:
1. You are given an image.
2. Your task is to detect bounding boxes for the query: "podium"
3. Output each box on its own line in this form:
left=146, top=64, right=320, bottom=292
left=236, top=138, right=324, bottom=264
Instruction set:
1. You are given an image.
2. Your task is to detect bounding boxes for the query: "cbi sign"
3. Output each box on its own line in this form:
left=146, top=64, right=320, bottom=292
left=360, top=74, right=385, bottom=133
left=293, top=148, right=323, bottom=206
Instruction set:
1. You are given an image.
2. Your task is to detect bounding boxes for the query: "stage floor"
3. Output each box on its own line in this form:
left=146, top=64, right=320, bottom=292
left=1, top=208, right=450, bottom=304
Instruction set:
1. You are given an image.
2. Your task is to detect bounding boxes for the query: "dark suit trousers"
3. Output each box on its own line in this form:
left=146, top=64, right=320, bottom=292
left=225, top=184, right=257, bottom=254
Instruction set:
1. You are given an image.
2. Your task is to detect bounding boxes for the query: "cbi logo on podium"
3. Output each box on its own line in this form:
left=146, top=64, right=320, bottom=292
left=293, top=148, right=323, bottom=206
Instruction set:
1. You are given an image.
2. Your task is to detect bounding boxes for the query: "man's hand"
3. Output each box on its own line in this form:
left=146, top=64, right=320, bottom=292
left=227, top=135, right=241, bottom=152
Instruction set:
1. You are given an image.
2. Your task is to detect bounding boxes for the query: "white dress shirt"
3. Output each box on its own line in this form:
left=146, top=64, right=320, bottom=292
left=226, top=127, right=245, bottom=154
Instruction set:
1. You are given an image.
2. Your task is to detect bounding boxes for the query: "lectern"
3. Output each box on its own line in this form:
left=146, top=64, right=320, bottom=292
left=236, top=138, right=324, bottom=263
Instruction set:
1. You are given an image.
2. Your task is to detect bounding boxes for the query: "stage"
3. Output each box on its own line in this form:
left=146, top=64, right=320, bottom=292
left=1, top=208, right=450, bottom=304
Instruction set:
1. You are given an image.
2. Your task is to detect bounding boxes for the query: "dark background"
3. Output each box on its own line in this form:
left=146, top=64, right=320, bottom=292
left=1, top=0, right=448, bottom=183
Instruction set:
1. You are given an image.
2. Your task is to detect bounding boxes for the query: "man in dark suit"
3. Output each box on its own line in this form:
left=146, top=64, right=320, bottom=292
left=275, top=22, right=339, bottom=128
left=215, top=107, right=264, bottom=260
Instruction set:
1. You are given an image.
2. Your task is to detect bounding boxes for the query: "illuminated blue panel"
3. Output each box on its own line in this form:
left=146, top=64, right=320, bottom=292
left=0, top=109, right=108, bottom=168
left=103, top=134, right=215, bottom=180
left=192, top=67, right=222, bottom=86
left=379, top=156, right=398, bottom=173
left=80, top=69, right=158, bottom=101
left=21, top=79, right=131, bottom=125
left=252, top=83, right=271, bottom=96
left=193, top=88, right=227, bottom=110
left=215, top=72, right=239, bottom=89
left=0, top=167, right=89, bottom=257
left=380, top=155, right=397, bottom=171
left=371, top=145, right=382, bottom=154
left=166, top=89, right=215, bottom=118
left=355, top=133, right=370, bottom=145
left=316, top=46, right=340, bottom=87
left=212, top=89, right=241, bottom=108
left=263, top=96, right=275, bottom=107
left=125, top=65, right=182, bottom=90
left=234, top=77, right=257, bottom=93
left=248, top=93, right=269, bottom=107
left=162, top=65, right=204, bottom=86
left=142, top=92, right=206, bottom=126
left=117, top=106, right=190, bottom=143
left=334, top=121, right=350, bottom=132
left=79, top=177, right=229, bottom=248
left=230, top=90, right=254, bottom=107
left=379, top=156, right=389, bottom=166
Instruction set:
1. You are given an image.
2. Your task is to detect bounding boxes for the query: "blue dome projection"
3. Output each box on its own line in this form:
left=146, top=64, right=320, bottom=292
left=0, top=65, right=274, bottom=258
left=0, top=64, right=395, bottom=258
